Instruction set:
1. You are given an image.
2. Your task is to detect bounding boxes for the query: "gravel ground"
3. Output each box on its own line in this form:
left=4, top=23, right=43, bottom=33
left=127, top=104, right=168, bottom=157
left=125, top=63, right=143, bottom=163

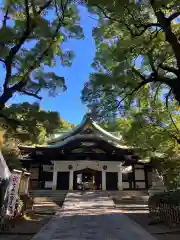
left=0, top=213, right=51, bottom=240
left=0, top=196, right=65, bottom=240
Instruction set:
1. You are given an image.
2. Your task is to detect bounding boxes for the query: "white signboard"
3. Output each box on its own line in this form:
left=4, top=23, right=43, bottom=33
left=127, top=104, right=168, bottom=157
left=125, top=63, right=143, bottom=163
left=6, top=171, right=22, bottom=216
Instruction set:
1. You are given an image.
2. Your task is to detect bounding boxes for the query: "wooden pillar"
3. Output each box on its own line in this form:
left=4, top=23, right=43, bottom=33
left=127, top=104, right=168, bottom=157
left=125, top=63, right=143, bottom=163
left=52, top=162, right=57, bottom=190
left=69, top=170, right=74, bottom=190
left=144, top=166, right=148, bottom=189
left=132, top=164, right=135, bottom=188
left=118, top=167, right=123, bottom=190
left=102, top=171, right=106, bottom=190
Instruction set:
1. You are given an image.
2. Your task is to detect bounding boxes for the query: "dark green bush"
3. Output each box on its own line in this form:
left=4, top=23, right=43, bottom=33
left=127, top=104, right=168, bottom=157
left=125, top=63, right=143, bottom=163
left=149, top=190, right=180, bottom=206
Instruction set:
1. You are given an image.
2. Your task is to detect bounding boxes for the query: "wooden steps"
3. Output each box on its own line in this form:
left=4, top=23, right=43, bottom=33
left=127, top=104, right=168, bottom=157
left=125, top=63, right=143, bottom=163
left=29, top=190, right=68, bottom=214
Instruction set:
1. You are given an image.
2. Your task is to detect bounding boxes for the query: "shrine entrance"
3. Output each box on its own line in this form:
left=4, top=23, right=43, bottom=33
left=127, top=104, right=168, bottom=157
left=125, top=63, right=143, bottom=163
left=73, top=168, right=102, bottom=190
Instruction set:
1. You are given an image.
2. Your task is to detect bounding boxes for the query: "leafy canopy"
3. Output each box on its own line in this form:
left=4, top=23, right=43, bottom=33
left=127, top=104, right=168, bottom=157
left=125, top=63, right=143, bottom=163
left=103, top=99, right=180, bottom=188
left=82, top=0, right=180, bottom=187
left=1, top=102, right=73, bottom=145
left=82, top=0, right=180, bottom=152
left=0, top=101, right=74, bottom=168
left=82, top=0, right=180, bottom=118
left=0, top=0, right=84, bottom=114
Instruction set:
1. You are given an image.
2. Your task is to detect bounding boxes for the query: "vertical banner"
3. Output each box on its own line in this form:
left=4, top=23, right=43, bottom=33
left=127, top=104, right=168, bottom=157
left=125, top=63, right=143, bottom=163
left=6, top=171, right=22, bottom=216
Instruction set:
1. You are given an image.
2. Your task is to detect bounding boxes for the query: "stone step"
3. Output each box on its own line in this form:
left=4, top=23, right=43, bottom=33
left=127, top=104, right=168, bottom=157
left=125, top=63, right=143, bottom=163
left=30, top=191, right=67, bottom=214
left=114, top=199, right=148, bottom=204
left=29, top=190, right=67, bottom=206
left=29, top=190, right=67, bottom=195
left=109, top=190, right=149, bottom=201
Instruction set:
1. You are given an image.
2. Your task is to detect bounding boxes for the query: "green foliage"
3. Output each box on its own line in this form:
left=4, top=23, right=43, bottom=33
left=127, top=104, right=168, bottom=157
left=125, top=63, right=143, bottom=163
left=0, top=101, right=73, bottom=168
left=103, top=99, right=180, bottom=188
left=1, top=138, right=22, bottom=169
left=0, top=102, right=73, bottom=145
left=149, top=190, right=180, bottom=206
left=0, top=0, right=84, bottom=109
left=82, top=0, right=180, bottom=187
left=152, top=157, right=180, bottom=189
left=83, top=0, right=180, bottom=114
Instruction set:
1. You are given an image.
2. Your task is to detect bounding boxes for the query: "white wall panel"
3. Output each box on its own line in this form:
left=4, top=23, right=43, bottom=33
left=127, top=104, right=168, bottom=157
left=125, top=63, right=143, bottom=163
left=45, top=181, right=52, bottom=188
left=135, top=182, right=146, bottom=188
left=135, top=169, right=145, bottom=180
left=122, top=182, right=130, bottom=188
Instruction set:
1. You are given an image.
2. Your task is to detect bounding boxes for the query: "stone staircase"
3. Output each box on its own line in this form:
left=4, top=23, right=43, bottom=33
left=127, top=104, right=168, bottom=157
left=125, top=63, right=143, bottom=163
left=29, top=190, right=68, bottom=214
left=108, top=190, right=149, bottom=201
left=29, top=190, right=149, bottom=214
left=109, top=190, right=149, bottom=213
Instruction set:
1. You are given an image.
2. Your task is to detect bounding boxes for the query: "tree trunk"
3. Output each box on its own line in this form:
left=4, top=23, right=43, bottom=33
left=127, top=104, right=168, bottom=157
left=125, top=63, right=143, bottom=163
left=169, top=78, right=180, bottom=105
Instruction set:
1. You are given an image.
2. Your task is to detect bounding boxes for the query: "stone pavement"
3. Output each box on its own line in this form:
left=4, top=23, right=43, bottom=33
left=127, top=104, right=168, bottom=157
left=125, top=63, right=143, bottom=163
left=31, top=191, right=157, bottom=240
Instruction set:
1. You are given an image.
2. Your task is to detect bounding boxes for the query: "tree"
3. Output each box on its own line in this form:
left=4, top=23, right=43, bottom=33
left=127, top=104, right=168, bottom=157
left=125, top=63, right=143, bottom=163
left=0, top=0, right=84, bottom=118
left=0, top=102, right=74, bottom=168
left=0, top=102, right=73, bottom=145
left=1, top=138, right=22, bottom=170
left=103, top=99, right=180, bottom=188
left=103, top=99, right=180, bottom=154
left=82, top=0, right=180, bottom=118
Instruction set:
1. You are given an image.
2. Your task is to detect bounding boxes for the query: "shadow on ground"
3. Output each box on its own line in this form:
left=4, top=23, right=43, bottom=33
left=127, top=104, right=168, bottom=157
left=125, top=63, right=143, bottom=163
left=32, top=209, right=157, bottom=240
left=114, top=203, right=180, bottom=240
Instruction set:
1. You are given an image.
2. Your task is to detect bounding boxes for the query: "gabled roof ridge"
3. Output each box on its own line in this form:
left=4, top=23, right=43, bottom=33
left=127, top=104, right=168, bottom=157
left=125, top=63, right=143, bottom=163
left=48, top=113, right=122, bottom=144
left=91, top=120, right=122, bottom=142
left=48, top=114, right=90, bottom=144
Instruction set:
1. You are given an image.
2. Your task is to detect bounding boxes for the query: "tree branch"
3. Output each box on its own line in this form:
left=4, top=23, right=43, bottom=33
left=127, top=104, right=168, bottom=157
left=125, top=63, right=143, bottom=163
left=153, top=82, right=162, bottom=102
left=115, top=69, right=152, bottom=109
left=165, top=88, right=180, bottom=134
left=132, top=67, right=147, bottom=81
left=55, top=0, right=61, bottom=21
left=11, top=0, right=68, bottom=95
left=38, top=0, right=53, bottom=14
left=159, top=63, right=179, bottom=76
left=152, top=9, right=180, bottom=69
left=2, top=1, right=11, bottom=27
left=168, top=11, right=180, bottom=21
left=20, top=89, right=42, bottom=100
left=3, top=0, right=53, bottom=91
left=151, top=121, right=180, bottom=145
left=95, top=4, right=161, bottom=38
left=4, top=0, right=31, bottom=91
left=147, top=51, right=157, bottom=75
left=0, top=59, right=5, bottom=64
left=0, top=0, right=56, bottom=110
left=148, top=113, right=180, bottom=145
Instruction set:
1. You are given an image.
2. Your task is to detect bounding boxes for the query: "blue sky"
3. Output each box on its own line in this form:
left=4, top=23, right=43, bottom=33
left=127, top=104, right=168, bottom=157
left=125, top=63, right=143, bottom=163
left=0, top=6, right=97, bottom=125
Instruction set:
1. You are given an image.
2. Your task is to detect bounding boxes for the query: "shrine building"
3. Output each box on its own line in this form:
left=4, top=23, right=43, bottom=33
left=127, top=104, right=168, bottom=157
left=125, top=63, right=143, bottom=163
left=19, top=114, right=152, bottom=191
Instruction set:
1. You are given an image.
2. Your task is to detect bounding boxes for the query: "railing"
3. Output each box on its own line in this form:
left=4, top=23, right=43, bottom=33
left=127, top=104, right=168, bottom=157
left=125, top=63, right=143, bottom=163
left=149, top=202, right=180, bottom=228
left=148, top=190, right=180, bottom=228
